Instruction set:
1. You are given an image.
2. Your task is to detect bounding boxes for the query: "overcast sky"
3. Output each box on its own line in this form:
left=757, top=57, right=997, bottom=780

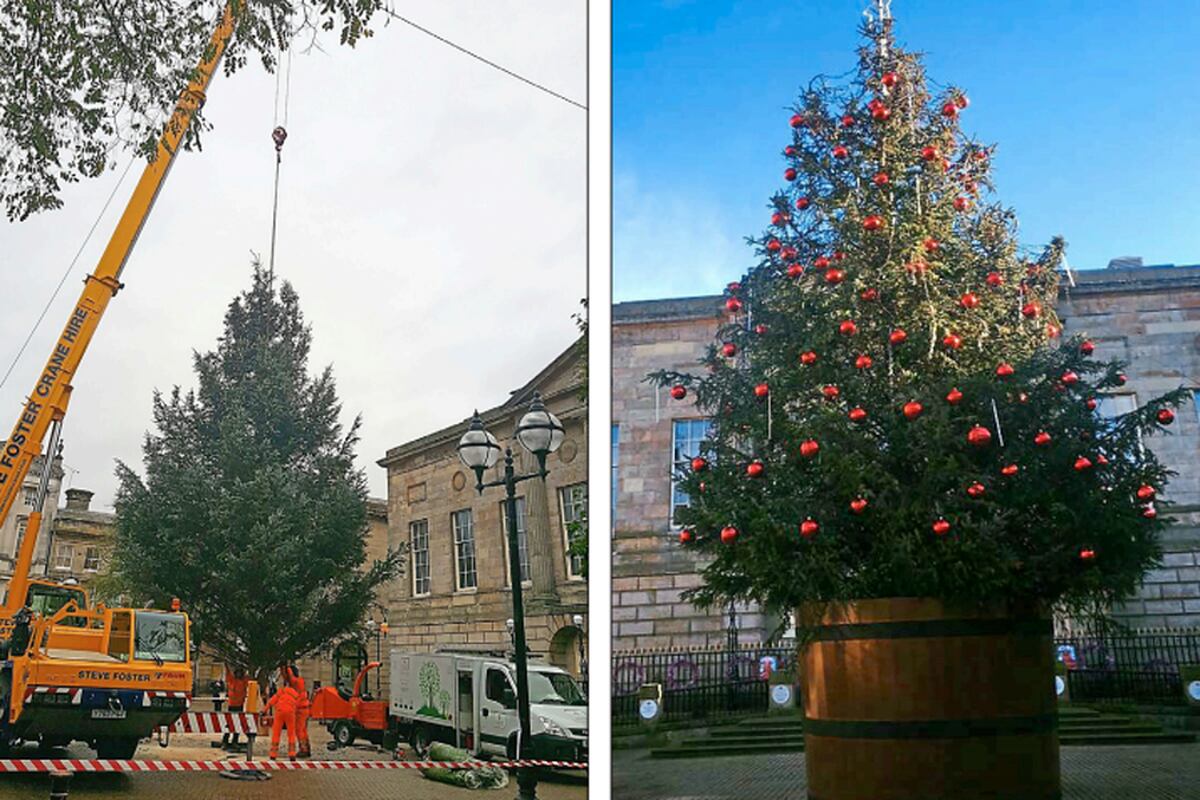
left=0, top=2, right=586, bottom=510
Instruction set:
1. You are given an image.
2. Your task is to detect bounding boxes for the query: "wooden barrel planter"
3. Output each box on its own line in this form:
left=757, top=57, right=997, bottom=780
left=798, top=597, right=1060, bottom=800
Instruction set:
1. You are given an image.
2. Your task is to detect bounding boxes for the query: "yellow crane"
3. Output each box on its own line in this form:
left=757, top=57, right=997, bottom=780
left=0, top=5, right=237, bottom=758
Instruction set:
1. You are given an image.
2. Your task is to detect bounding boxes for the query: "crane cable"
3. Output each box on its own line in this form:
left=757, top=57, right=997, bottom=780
left=267, top=44, right=292, bottom=283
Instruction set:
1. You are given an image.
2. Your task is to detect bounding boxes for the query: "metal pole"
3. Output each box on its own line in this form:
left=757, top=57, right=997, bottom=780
left=502, top=450, right=537, bottom=800
left=48, top=771, right=70, bottom=800
left=35, top=420, right=63, bottom=577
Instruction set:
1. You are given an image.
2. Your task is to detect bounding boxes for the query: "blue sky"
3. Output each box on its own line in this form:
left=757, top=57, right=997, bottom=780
left=614, top=1, right=1200, bottom=302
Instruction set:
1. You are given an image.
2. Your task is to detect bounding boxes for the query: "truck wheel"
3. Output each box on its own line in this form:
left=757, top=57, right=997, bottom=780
left=332, top=721, right=355, bottom=748
left=410, top=725, right=434, bottom=758
left=95, top=737, right=139, bottom=760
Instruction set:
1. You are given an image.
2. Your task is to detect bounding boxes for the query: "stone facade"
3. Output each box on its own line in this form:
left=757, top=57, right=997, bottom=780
left=612, top=298, right=771, bottom=650
left=0, top=453, right=63, bottom=597
left=613, top=262, right=1200, bottom=643
left=44, top=488, right=115, bottom=592
left=1058, top=264, right=1200, bottom=628
left=377, top=340, right=588, bottom=680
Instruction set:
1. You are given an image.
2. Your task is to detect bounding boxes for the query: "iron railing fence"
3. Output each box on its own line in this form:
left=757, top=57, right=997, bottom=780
left=1053, top=630, right=1200, bottom=674
left=1066, top=668, right=1185, bottom=706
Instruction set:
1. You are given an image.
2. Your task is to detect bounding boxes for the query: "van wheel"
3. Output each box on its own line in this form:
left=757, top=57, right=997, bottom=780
left=95, top=737, right=139, bottom=760
left=410, top=725, right=434, bottom=758
left=331, top=721, right=355, bottom=747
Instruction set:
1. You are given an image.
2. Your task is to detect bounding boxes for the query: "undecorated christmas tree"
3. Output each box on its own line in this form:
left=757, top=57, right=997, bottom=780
left=655, top=14, right=1185, bottom=633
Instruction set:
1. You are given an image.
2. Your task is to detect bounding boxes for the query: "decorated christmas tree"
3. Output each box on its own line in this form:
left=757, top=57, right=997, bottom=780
left=655, top=10, right=1187, bottom=624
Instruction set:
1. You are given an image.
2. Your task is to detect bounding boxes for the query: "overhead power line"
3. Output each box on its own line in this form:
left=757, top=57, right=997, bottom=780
left=385, top=10, right=586, bottom=111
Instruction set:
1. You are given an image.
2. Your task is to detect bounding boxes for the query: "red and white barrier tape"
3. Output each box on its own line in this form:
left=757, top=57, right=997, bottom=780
left=0, top=758, right=587, bottom=773
left=168, top=712, right=257, bottom=735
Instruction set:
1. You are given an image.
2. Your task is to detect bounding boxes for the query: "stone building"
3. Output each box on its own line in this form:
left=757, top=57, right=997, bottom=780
left=612, top=260, right=1200, bottom=646
left=377, top=339, right=588, bottom=678
left=0, top=452, right=63, bottom=594
left=45, top=488, right=116, bottom=591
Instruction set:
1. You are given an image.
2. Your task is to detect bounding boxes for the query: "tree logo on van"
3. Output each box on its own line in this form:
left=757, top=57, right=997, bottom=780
left=417, top=662, right=446, bottom=719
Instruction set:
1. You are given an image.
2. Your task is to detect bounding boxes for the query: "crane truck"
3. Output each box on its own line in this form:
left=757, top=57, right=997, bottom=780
left=0, top=5, right=238, bottom=758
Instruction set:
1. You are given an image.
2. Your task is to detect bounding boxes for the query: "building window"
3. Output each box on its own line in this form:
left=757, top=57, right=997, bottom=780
left=560, top=483, right=587, bottom=579
left=671, top=419, right=712, bottom=525
left=500, top=497, right=530, bottom=585
left=410, top=519, right=431, bottom=596
left=22, top=488, right=37, bottom=508
left=611, top=425, right=619, bottom=525
left=54, top=544, right=74, bottom=572
left=452, top=509, right=477, bottom=591
left=84, top=546, right=100, bottom=572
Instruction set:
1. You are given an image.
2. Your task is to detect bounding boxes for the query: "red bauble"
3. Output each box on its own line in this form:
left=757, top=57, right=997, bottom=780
left=921, top=146, right=939, bottom=161
left=747, top=460, right=765, bottom=478
left=789, top=113, right=804, bottom=128
left=905, top=260, right=928, bottom=275
left=825, top=269, right=846, bottom=286
left=861, top=288, right=879, bottom=302
left=670, top=385, right=687, bottom=400
left=959, top=292, right=980, bottom=309
left=1143, top=506, right=1158, bottom=520
left=783, top=167, right=797, bottom=181
left=1074, top=456, right=1093, bottom=471
left=871, top=105, right=891, bottom=121
left=691, top=456, right=708, bottom=472
left=841, top=114, right=855, bottom=127
left=1061, top=371, right=1079, bottom=386
left=1034, top=431, right=1052, bottom=446
left=946, top=388, right=964, bottom=405
left=771, top=212, right=785, bottom=226
left=784, top=146, right=796, bottom=157
left=1046, top=323, right=1062, bottom=339
left=755, top=324, right=768, bottom=336
left=995, top=362, right=1014, bottom=378
left=903, top=401, right=923, bottom=420
left=967, top=482, right=986, bottom=498
left=839, top=320, right=858, bottom=336
left=923, top=237, right=939, bottom=253
left=1116, top=373, right=1127, bottom=385
left=932, top=518, right=951, bottom=536
left=942, top=101, right=959, bottom=118
left=1079, top=548, right=1096, bottom=562
left=814, top=255, right=831, bottom=270
left=832, top=145, right=849, bottom=159
left=833, top=251, right=847, bottom=261
left=985, top=271, right=1004, bottom=287
left=721, top=526, right=739, bottom=544
left=1001, top=464, right=1019, bottom=476
left=967, top=425, right=992, bottom=447
left=1081, top=340, right=1095, bottom=355
left=956, top=94, right=970, bottom=109
left=855, top=354, right=873, bottom=369
left=722, top=342, right=737, bottom=358
left=889, top=329, right=908, bottom=345
left=800, top=519, right=820, bottom=538
left=1086, top=398, right=1098, bottom=411
left=873, top=171, right=890, bottom=186
left=800, top=350, right=818, bottom=366
left=800, top=439, right=820, bottom=458
left=822, top=384, right=840, bottom=400
left=881, top=72, right=899, bottom=88
left=1021, top=301, right=1041, bottom=319
left=725, top=297, right=743, bottom=313
left=850, top=497, right=868, bottom=514
left=1157, top=408, right=1176, bottom=425
left=754, top=383, right=770, bottom=398
left=796, top=197, right=811, bottom=210
left=848, top=407, right=868, bottom=423
left=953, top=196, right=970, bottom=211
left=766, top=239, right=782, bottom=253
left=787, top=264, right=804, bottom=278
left=679, top=528, right=694, bottom=544
left=863, top=215, right=884, bottom=231
left=1137, top=485, right=1157, bottom=501
left=943, top=333, right=963, bottom=350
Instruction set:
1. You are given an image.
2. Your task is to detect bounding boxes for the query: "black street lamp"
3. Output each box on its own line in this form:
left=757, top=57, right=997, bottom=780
left=458, top=392, right=564, bottom=800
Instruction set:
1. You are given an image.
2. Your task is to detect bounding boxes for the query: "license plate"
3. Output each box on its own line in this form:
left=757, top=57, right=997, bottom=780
left=91, top=709, right=127, bottom=720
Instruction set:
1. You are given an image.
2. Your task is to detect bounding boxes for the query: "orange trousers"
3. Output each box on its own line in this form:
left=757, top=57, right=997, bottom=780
left=297, top=706, right=310, bottom=752
left=269, top=709, right=298, bottom=758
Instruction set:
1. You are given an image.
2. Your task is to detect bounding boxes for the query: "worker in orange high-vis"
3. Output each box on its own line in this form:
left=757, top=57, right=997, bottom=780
left=263, top=680, right=301, bottom=760
left=284, top=664, right=312, bottom=758
left=222, top=666, right=249, bottom=751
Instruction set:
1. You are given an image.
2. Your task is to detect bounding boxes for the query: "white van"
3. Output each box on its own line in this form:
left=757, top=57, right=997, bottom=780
left=389, top=650, right=587, bottom=761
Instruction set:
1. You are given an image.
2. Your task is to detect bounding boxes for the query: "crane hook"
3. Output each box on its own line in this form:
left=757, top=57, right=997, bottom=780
left=272, top=126, right=288, bottom=152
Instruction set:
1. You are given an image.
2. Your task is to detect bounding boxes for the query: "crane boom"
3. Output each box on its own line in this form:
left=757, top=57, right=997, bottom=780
left=0, top=5, right=238, bottom=606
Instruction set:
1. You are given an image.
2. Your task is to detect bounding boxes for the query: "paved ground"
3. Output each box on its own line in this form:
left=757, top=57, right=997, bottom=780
left=0, top=726, right=587, bottom=799
left=613, top=744, right=1200, bottom=799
